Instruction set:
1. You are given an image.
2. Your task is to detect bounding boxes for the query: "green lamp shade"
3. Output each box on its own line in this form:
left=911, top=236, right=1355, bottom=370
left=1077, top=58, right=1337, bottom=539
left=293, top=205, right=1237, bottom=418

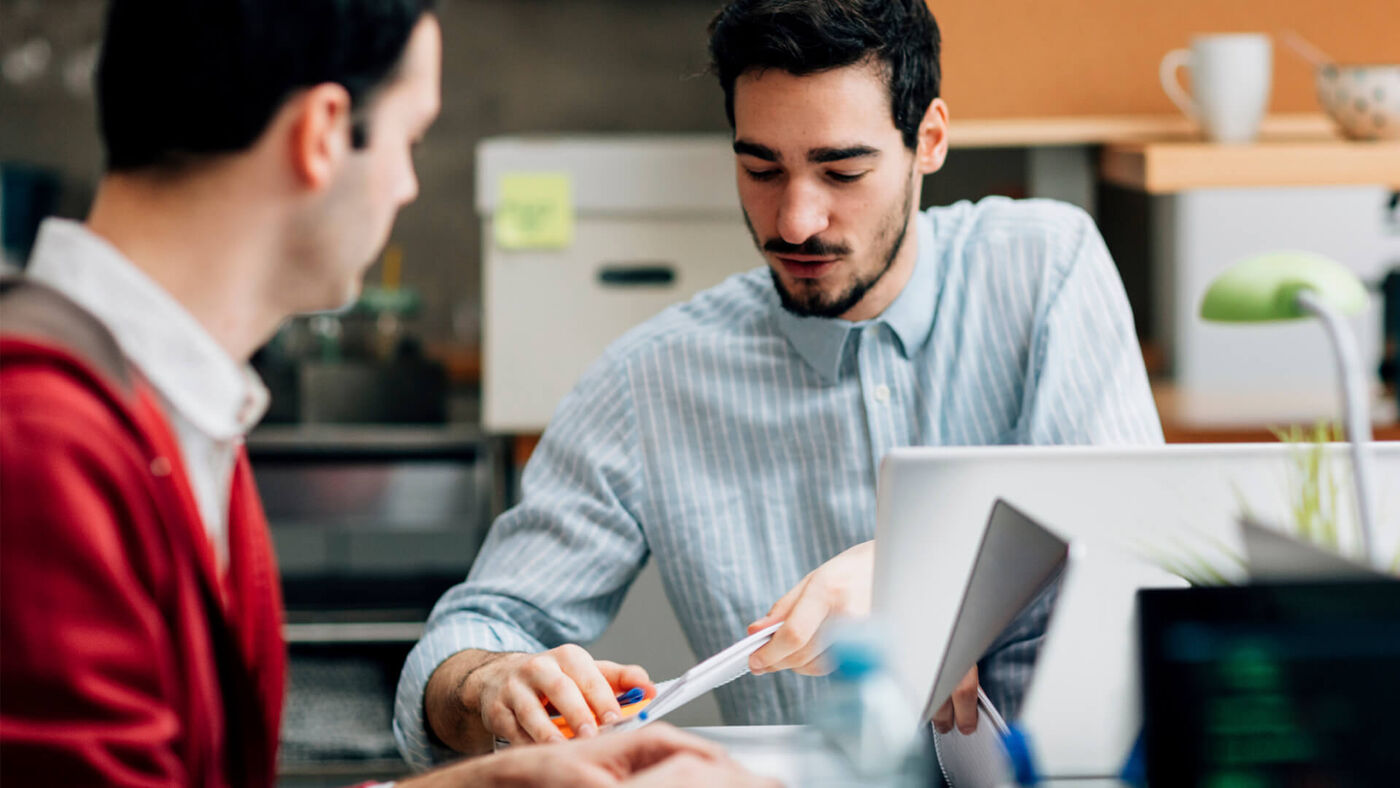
left=1200, top=251, right=1369, bottom=323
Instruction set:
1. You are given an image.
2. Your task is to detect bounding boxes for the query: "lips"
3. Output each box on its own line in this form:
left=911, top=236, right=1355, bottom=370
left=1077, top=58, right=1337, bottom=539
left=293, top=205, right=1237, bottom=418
left=776, top=256, right=838, bottom=280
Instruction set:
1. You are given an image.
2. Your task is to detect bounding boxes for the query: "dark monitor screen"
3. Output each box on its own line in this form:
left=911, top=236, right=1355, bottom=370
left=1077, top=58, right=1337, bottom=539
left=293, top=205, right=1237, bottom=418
left=1139, top=582, right=1400, bottom=788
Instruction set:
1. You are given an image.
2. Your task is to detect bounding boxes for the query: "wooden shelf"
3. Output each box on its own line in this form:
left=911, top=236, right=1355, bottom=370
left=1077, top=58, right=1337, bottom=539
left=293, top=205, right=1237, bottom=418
left=951, top=113, right=1335, bottom=149
left=1154, top=383, right=1400, bottom=444
left=1100, top=135, right=1400, bottom=193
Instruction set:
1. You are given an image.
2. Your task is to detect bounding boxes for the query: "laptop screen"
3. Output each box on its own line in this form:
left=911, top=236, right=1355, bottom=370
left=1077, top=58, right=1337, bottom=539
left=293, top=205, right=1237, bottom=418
left=1139, top=582, right=1400, bottom=786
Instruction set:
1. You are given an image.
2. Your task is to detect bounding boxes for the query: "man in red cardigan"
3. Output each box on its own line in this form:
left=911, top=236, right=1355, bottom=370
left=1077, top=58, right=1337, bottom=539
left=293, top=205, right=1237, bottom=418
left=0, top=1, right=770, bottom=786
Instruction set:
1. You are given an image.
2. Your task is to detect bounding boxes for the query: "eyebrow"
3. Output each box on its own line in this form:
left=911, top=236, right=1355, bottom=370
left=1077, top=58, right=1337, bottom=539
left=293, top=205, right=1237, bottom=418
left=732, top=140, right=881, bottom=164
left=733, top=140, right=778, bottom=161
left=809, top=145, right=880, bottom=163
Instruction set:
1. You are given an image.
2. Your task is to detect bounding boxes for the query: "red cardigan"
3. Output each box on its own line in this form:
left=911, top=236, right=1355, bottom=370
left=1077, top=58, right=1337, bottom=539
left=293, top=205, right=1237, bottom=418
left=1, top=288, right=286, bottom=786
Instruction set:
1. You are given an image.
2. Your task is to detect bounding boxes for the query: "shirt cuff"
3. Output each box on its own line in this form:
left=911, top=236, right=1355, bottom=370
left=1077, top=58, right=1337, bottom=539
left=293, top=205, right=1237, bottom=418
left=393, top=613, right=546, bottom=772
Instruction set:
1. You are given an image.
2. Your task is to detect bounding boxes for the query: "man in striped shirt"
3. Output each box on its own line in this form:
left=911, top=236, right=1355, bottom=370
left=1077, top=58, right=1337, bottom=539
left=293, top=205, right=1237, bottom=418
left=397, top=0, right=1163, bottom=768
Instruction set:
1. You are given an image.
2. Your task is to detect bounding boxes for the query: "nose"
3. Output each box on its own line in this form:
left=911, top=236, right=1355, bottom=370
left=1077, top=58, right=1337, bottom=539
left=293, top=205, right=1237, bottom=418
left=402, top=170, right=419, bottom=205
left=775, top=179, right=829, bottom=245
left=400, top=152, right=420, bottom=205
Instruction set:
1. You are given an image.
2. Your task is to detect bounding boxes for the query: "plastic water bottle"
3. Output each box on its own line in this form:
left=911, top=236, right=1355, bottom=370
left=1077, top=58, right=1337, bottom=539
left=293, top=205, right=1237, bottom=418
left=809, top=620, right=933, bottom=787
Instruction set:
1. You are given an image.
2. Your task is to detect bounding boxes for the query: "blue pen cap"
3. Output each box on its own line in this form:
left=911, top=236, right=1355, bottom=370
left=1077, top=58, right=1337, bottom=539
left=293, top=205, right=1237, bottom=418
left=1002, top=723, right=1040, bottom=786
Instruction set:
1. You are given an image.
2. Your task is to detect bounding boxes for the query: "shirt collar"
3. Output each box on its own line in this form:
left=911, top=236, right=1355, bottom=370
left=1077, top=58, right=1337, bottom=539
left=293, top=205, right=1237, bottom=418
left=25, top=218, right=268, bottom=441
left=773, top=211, right=938, bottom=384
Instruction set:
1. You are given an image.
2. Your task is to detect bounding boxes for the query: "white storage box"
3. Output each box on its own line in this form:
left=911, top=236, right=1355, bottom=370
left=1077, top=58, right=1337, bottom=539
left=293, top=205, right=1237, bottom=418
left=478, top=135, right=756, bottom=433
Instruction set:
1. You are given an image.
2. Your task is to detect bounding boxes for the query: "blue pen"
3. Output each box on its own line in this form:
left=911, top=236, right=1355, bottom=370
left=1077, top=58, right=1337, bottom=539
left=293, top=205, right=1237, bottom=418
left=546, top=686, right=652, bottom=737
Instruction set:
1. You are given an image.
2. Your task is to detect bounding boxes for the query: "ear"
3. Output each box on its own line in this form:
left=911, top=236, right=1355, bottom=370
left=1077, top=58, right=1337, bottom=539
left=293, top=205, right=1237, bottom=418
left=287, top=83, right=355, bottom=190
left=914, top=98, right=950, bottom=175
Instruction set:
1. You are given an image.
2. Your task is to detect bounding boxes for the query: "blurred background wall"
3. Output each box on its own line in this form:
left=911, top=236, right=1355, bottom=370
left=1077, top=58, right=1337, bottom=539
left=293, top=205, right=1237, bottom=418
left=0, top=0, right=1027, bottom=350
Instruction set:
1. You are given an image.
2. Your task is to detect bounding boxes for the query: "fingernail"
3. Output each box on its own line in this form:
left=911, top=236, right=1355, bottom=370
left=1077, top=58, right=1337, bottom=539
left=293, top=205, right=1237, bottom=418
left=959, top=724, right=975, bottom=735
left=602, top=711, right=621, bottom=725
left=578, top=722, right=597, bottom=737
left=549, top=734, right=566, bottom=744
left=935, top=723, right=950, bottom=734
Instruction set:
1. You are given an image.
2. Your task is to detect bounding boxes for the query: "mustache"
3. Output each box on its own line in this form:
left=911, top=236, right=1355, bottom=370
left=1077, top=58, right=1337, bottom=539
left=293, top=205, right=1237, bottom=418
left=763, top=237, right=851, bottom=257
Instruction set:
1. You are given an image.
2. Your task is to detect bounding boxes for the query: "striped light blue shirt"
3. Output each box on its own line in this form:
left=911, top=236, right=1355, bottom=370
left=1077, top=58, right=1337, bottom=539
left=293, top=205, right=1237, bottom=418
left=394, top=197, right=1163, bottom=769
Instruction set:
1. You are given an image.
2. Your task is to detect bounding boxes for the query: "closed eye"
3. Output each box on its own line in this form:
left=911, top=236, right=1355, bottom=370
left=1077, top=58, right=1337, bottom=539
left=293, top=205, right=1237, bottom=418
left=745, top=169, right=781, bottom=182
left=827, top=171, right=867, bottom=183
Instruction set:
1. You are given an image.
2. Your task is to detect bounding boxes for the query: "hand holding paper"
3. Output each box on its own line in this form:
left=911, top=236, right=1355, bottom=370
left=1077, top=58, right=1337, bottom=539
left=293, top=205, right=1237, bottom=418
left=747, top=540, right=875, bottom=676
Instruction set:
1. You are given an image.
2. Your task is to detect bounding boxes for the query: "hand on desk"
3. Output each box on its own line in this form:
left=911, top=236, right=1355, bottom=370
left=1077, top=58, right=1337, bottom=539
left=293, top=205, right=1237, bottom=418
left=401, top=724, right=777, bottom=787
left=746, top=540, right=874, bottom=676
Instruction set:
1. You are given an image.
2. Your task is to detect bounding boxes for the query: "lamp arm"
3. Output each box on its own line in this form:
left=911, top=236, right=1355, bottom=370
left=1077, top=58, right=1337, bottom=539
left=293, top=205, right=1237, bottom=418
left=1294, top=290, right=1378, bottom=564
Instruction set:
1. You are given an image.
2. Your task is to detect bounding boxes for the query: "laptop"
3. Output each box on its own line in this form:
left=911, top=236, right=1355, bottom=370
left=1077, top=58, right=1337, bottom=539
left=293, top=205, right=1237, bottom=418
left=1139, top=581, right=1400, bottom=785
left=872, top=442, right=1400, bottom=719
left=1239, top=516, right=1391, bottom=582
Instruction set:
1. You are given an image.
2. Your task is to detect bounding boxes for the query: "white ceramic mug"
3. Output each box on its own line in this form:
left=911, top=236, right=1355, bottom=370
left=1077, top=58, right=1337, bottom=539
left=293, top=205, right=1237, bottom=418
left=1160, top=33, right=1272, bottom=143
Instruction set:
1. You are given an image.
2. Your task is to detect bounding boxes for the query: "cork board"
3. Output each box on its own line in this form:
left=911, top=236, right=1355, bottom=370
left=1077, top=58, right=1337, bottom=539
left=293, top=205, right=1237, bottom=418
left=931, top=0, right=1399, bottom=119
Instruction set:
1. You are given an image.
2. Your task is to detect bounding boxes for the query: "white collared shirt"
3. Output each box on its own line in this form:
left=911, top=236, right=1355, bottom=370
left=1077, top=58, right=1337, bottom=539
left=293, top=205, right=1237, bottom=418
left=26, top=218, right=269, bottom=568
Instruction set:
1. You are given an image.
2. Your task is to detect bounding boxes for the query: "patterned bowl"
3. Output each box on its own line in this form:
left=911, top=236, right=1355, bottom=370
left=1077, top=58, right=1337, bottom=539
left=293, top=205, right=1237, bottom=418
left=1316, top=64, right=1400, bottom=140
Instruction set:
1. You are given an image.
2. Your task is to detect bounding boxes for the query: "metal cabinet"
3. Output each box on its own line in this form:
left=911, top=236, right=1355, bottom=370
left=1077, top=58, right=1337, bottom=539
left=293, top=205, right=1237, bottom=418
left=247, top=426, right=490, bottom=782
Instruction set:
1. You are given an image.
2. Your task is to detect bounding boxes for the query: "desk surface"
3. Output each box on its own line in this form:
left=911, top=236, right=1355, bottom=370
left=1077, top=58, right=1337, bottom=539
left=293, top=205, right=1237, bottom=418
left=689, top=725, right=1130, bottom=788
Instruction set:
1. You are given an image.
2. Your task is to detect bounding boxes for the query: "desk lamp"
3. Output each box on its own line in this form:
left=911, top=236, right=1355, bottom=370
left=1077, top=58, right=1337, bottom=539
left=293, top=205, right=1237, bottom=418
left=1199, top=251, right=1377, bottom=564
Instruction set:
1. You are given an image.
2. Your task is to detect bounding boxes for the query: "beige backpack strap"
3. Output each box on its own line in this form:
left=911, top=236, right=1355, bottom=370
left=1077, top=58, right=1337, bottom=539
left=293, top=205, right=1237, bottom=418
left=0, top=275, right=133, bottom=390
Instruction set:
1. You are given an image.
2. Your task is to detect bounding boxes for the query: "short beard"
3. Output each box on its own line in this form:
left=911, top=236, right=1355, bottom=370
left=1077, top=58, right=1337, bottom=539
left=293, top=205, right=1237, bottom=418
left=759, top=177, right=914, bottom=319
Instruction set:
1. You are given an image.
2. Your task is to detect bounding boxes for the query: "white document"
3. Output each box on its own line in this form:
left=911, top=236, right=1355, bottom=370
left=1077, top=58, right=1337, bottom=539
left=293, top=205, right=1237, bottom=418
left=931, top=687, right=1013, bottom=788
left=611, top=623, right=782, bottom=731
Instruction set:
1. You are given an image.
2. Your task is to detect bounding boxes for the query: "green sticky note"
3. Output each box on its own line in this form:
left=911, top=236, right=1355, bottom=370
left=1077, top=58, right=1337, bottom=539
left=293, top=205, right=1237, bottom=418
left=495, top=172, right=574, bottom=250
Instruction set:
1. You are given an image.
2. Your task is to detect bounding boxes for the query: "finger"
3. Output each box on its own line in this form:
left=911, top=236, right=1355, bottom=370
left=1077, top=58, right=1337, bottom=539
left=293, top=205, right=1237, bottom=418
left=791, top=647, right=834, bottom=676
left=952, top=668, right=979, bottom=734
left=931, top=698, right=954, bottom=734
left=525, top=657, right=600, bottom=739
left=556, top=649, right=627, bottom=729
left=750, top=589, right=830, bottom=673
left=622, top=752, right=782, bottom=788
left=620, top=753, right=708, bottom=787
left=749, top=575, right=810, bottom=633
left=507, top=677, right=569, bottom=743
left=603, top=724, right=728, bottom=773
left=778, top=629, right=835, bottom=676
left=484, top=702, right=528, bottom=746
left=596, top=660, right=655, bottom=697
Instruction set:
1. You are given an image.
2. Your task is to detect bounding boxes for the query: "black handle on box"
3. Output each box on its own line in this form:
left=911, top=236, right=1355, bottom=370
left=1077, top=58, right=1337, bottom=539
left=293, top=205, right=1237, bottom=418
left=597, top=263, right=677, bottom=287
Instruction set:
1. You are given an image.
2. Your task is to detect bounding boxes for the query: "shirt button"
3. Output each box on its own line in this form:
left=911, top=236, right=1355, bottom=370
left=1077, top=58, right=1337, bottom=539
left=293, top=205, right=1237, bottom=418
left=873, top=384, right=891, bottom=403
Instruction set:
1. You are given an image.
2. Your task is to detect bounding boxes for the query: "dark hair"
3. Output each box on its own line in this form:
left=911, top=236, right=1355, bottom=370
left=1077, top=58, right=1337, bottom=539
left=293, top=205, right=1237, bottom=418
left=708, top=0, right=940, bottom=150
left=96, top=0, right=436, bottom=173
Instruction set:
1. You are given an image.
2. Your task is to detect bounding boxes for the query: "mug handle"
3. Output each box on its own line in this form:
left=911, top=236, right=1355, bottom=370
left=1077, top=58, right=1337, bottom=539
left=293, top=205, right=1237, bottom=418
left=1159, top=48, right=1198, bottom=121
